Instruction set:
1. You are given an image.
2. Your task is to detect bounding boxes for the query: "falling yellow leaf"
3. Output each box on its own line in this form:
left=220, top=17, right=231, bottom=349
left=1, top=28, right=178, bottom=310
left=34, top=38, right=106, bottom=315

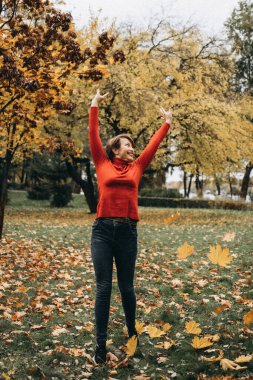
left=207, top=244, right=232, bottom=267
left=164, top=212, right=180, bottom=224
left=234, top=354, right=252, bottom=363
left=123, top=335, right=138, bottom=356
left=200, top=348, right=224, bottom=362
left=191, top=336, right=214, bottom=349
left=146, top=325, right=166, bottom=338
left=184, top=321, right=202, bottom=335
left=177, top=242, right=194, bottom=259
left=243, top=309, right=253, bottom=326
left=220, top=358, right=247, bottom=370
left=163, top=323, right=172, bottom=332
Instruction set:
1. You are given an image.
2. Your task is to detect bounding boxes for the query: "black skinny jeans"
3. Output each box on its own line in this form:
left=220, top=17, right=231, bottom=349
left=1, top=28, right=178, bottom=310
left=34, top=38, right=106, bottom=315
left=91, top=217, right=138, bottom=346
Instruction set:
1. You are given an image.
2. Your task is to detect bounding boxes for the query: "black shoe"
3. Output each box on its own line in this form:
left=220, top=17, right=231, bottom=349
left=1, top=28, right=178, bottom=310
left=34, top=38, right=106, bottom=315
left=93, top=344, right=107, bottom=364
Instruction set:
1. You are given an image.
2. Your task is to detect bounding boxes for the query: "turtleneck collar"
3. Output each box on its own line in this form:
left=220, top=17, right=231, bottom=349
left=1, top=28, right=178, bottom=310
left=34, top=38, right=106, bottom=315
left=112, top=156, right=130, bottom=167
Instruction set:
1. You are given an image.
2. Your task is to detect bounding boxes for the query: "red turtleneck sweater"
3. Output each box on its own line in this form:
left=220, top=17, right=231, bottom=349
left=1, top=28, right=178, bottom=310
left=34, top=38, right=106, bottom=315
left=89, top=107, right=170, bottom=220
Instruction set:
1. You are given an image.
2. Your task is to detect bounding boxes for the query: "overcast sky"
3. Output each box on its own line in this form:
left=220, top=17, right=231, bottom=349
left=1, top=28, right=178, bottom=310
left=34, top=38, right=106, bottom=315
left=58, top=0, right=239, bottom=35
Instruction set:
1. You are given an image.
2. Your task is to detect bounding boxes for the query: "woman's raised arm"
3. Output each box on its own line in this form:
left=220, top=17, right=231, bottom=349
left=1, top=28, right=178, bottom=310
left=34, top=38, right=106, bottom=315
left=89, top=90, right=109, bottom=166
left=135, top=107, right=173, bottom=172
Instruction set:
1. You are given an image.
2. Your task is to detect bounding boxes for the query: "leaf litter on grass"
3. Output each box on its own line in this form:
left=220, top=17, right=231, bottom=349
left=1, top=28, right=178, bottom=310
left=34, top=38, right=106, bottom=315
left=1, top=207, right=253, bottom=379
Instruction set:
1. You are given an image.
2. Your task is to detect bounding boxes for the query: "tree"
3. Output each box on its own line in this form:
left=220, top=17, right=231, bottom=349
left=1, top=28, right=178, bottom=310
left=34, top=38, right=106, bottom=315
left=225, top=0, right=253, bottom=199
left=149, top=21, right=253, bottom=197
left=0, top=1, right=122, bottom=238
left=37, top=20, right=125, bottom=213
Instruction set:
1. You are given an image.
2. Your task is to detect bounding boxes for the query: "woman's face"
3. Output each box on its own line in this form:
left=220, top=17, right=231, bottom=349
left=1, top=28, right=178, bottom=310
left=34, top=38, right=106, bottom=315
left=113, top=138, right=135, bottom=162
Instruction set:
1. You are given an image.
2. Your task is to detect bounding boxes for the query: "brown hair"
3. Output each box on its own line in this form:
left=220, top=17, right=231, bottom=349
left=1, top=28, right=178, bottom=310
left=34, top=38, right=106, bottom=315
left=105, top=134, right=134, bottom=161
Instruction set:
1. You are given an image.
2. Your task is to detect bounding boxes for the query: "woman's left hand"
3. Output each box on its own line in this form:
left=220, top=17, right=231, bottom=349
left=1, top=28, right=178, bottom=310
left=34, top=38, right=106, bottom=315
left=160, top=107, right=173, bottom=125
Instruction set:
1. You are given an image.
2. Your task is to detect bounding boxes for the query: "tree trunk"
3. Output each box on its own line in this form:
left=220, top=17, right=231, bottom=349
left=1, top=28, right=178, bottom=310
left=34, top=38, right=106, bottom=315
left=187, top=174, right=193, bottom=197
left=214, top=176, right=221, bottom=195
left=183, top=171, right=187, bottom=197
left=240, top=162, right=253, bottom=200
left=195, top=173, right=203, bottom=197
left=0, top=150, right=12, bottom=239
left=65, top=159, right=97, bottom=213
left=227, top=174, right=233, bottom=197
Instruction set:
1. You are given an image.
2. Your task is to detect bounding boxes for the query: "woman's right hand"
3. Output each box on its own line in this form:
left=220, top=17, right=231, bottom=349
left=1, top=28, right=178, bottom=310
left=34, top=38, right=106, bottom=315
left=91, top=89, right=109, bottom=107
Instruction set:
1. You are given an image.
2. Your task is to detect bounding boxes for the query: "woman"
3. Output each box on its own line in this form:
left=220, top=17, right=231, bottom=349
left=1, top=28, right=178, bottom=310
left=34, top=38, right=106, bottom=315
left=89, top=89, right=172, bottom=364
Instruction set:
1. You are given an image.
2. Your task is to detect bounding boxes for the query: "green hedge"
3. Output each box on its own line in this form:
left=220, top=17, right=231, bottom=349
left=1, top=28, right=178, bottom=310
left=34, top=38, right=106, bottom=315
left=139, top=187, right=181, bottom=198
left=138, top=197, right=252, bottom=210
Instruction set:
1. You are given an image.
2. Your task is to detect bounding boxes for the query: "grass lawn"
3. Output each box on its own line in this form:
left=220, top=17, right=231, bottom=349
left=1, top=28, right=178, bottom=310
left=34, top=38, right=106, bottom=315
left=0, top=190, right=252, bottom=379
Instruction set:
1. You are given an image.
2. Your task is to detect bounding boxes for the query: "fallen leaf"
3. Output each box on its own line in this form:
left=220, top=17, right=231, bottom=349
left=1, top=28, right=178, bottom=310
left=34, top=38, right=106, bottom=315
left=16, top=285, right=29, bottom=292
left=155, top=340, right=176, bottom=349
left=30, top=325, right=45, bottom=330
left=234, top=354, right=252, bottom=363
left=204, top=334, right=220, bottom=342
left=146, top=325, right=166, bottom=338
left=243, top=309, right=253, bottom=326
left=135, top=320, right=145, bottom=334
left=191, top=336, right=214, bottom=349
left=123, top=335, right=138, bottom=356
left=222, top=232, right=236, bottom=242
left=1, top=370, right=15, bottom=380
left=164, top=212, right=180, bottom=225
left=220, top=358, right=247, bottom=370
left=80, top=372, right=92, bottom=378
left=107, top=352, right=119, bottom=362
left=157, top=355, right=167, bottom=363
left=177, top=242, right=194, bottom=259
left=163, top=323, right=172, bottom=332
left=185, top=321, right=202, bottom=335
left=213, top=304, right=230, bottom=315
left=200, top=348, right=224, bottom=362
left=52, top=326, right=68, bottom=336
left=196, top=279, right=208, bottom=288
left=207, top=244, right=232, bottom=267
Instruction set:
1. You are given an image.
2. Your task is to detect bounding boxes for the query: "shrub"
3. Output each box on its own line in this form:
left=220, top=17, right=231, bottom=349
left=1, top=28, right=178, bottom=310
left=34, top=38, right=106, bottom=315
left=51, top=184, right=72, bottom=208
left=138, top=196, right=252, bottom=210
left=27, top=184, right=51, bottom=200
left=8, top=182, right=26, bottom=190
left=139, top=187, right=181, bottom=198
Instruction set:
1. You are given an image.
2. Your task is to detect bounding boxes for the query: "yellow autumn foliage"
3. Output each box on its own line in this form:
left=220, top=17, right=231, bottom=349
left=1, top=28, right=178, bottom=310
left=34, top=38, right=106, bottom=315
left=200, top=348, right=224, bottom=362
left=146, top=325, right=166, bottom=338
left=177, top=242, right=195, bottom=260
left=123, top=335, right=138, bottom=356
left=184, top=321, right=202, bottom=335
left=191, top=336, right=214, bottom=349
left=243, top=309, right=253, bottom=326
left=220, top=358, right=247, bottom=371
left=207, top=244, right=232, bottom=267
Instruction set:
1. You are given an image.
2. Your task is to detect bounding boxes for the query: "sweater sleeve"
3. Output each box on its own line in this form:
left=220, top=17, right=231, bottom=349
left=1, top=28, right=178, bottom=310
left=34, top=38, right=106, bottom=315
left=135, top=122, right=170, bottom=172
left=89, top=106, right=107, bottom=166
